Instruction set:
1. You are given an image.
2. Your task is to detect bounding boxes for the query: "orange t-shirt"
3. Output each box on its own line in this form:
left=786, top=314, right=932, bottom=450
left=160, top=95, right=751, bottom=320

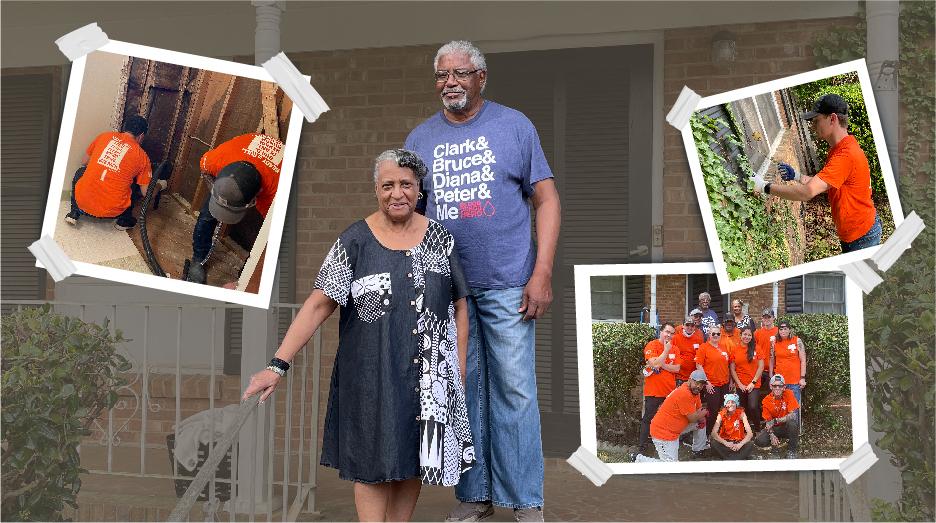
left=695, top=342, right=731, bottom=386
left=200, top=133, right=284, bottom=217
left=643, top=339, right=680, bottom=398
left=672, top=329, right=703, bottom=381
left=773, top=335, right=802, bottom=385
left=650, top=383, right=702, bottom=441
left=717, top=407, right=747, bottom=442
left=729, top=340, right=765, bottom=387
left=816, top=135, right=876, bottom=243
left=723, top=328, right=741, bottom=347
left=75, top=132, right=152, bottom=218
left=754, top=326, right=779, bottom=363
left=762, top=389, right=799, bottom=422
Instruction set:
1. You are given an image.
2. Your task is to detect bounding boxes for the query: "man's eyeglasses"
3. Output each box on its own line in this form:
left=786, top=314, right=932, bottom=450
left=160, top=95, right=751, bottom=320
left=434, top=69, right=481, bottom=82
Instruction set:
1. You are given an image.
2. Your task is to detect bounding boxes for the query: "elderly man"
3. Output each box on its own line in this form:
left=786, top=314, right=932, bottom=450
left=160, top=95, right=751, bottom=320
left=754, top=374, right=800, bottom=459
left=752, top=94, right=880, bottom=253
left=634, top=369, right=710, bottom=462
left=405, top=40, right=560, bottom=522
left=638, top=323, right=680, bottom=456
left=697, top=293, right=719, bottom=336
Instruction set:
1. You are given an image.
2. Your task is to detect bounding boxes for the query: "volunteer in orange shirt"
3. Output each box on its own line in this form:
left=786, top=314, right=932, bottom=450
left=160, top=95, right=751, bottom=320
left=752, top=93, right=881, bottom=253
left=710, top=393, right=754, bottom=460
left=637, top=323, right=681, bottom=454
left=65, top=115, right=162, bottom=230
left=188, top=133, right=284, bottom=283
left=634, top=369, right=709, bottom=463
left=754, top=308, right=779, bottom=388
left=754, top=374, right=800, bottom=459
left=729, top=326, right=765, bottom=431
left=673, top=315, right=703, bottom=386
left=769, top=320, right=806, bottom=406
left=695, top=324, right=731, bottom=437
left=722, top=314, right=741, bottom=347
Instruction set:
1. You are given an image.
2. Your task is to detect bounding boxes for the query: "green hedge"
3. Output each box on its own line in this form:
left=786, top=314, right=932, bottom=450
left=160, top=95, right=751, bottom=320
left=789, top=73, right=886, bottom=197
left=776, top=313, right=850, bottom=421
left=592, top=322, right=656, bottom=424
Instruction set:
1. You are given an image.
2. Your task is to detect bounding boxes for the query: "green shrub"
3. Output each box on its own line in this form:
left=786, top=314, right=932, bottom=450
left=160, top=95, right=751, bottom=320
left=1, top=306, right=130, bottom=521
left=789, top=73, right=886, bottom=198
left=592, top=322, right=656, bottom=426
left=777, top=313, right=850, bottom=421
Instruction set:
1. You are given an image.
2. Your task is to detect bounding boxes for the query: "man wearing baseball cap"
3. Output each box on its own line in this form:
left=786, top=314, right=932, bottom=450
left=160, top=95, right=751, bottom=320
left=750, top=93, right=881, bottom=253
left=634, top=369, right=709, bottom=462
left=754, top=374, right=800, bottom=459
left=187, top=133, right=284, bottom=284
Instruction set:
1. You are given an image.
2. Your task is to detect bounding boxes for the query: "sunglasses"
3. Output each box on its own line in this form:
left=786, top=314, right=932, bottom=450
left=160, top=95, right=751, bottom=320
left=710, top=332, right=722, bottom=337
left=770, top=384, right=785, bottom=388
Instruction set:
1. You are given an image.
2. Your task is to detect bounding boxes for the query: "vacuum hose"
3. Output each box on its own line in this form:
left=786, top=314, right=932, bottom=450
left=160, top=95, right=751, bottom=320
left=139, top=161, right=169, bottom=277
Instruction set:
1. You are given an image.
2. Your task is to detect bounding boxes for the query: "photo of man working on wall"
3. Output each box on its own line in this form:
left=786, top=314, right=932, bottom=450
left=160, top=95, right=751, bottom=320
left=751, top=94, right=880, bottom=253
left=185, top=132, right=284, bottom=284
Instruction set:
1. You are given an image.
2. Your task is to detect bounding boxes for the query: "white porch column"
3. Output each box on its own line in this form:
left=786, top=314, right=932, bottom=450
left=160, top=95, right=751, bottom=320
left=866, top=1, right=900, bottom=179
left=233, top=1, right=285, bottom=515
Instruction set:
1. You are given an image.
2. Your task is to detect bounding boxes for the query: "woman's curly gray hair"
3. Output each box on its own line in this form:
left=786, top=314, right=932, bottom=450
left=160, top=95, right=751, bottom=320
left=373, top=149, right=428, bottom=183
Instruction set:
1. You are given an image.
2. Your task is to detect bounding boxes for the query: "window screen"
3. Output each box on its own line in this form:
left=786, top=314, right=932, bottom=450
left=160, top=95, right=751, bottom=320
left=804, top=273, right=845, bottom=314
left=591, top=276, right=624, bottom=321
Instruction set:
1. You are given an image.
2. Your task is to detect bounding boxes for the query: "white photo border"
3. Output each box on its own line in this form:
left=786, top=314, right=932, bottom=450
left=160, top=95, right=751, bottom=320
left=573, top=262, right=867, bottom=474
left=680, top=59, right=904, bottom=294
left=40, top=40, right=307, bottom=309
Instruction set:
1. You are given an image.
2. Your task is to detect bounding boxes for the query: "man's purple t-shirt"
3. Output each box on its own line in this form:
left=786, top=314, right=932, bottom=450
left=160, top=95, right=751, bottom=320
left=404, top=101, right=553, bottom=289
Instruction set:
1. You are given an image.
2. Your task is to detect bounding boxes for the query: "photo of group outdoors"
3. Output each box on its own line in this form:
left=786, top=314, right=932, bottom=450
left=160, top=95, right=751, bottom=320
left=587, top=268, right=854, bottom=465
left=684, top=60, right=902, bottom=292
left=44, top=42, right=303, bottom=304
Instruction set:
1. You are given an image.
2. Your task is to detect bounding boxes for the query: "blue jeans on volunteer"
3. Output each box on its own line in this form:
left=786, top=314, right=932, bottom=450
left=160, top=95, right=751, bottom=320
left=405, top=100, right=554, bottom=510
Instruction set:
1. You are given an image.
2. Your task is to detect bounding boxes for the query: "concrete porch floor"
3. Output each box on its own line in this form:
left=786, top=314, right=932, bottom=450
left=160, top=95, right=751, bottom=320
left=74, top=445, right=800, bottom=521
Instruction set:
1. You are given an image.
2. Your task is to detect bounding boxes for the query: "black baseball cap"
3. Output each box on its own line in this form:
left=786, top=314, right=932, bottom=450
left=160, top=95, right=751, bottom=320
left=209, top=161, right=261, bottom=224
left=804, top=94, right=848, bottom=120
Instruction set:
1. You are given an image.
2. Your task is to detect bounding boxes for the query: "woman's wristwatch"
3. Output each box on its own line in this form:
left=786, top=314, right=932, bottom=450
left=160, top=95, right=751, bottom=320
left=266, top=357, right=291, bottom=377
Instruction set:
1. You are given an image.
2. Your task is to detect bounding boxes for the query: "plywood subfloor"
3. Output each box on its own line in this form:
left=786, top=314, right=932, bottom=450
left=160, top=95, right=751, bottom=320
left=54, top=205, right=144, bottom=265
left=127, top=194, right=248, bottom=287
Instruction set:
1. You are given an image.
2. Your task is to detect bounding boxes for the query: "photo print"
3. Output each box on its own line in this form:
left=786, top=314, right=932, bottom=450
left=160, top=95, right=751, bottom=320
left=41, top=40, right=305, bottom=307
left=574, top=262, right=868, bottom=474
left=680, top=59, right=903, bottom=294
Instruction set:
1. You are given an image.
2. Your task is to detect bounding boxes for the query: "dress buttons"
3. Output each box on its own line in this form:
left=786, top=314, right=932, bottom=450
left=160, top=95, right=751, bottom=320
left=415, top=416, right=420, bottom=421
left=407, top=272, right=413, bottom=278
left=413, top=358, right=419, bottom=364
left=412, top=328, right=418, bottom=335
left=410, top=300, right=416, bottom=306
left=414, top=386, right=419, bottom=392
left=405, top=251, right=412, bottom=257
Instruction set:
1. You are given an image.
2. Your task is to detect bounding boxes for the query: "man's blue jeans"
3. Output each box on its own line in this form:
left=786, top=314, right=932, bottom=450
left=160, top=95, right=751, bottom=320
left=841, top=213, right=882, bottom=253
left=786, top=383, right=802, bottom=405
left=456, top=286, right=544, bottom=509
left=191, top=197, right=217, bottom=263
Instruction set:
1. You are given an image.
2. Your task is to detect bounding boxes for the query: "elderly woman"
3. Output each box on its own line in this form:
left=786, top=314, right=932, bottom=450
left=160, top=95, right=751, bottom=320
left=729, top=298, right=755, bottom=333
left=242, top=149, right=473, bottom=522
left=694, top=324, right=731, bottom=437
left=710, top=393, right=754, bottom=460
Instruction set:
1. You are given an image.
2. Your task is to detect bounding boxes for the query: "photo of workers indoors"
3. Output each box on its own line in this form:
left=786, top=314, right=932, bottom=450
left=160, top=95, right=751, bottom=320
left=684, top=63, right=901, bottom=290
left=53, top=49, right=296, bottom=292
left=590, top=272, right=852, bottom=462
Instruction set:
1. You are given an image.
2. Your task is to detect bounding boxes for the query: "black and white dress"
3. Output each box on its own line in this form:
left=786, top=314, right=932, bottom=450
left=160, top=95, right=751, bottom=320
left=315, top=218, right=474, bottom=486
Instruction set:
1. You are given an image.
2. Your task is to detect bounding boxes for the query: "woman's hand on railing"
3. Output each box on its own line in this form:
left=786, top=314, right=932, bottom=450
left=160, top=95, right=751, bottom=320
left=242, top=369, right=282, bottom=403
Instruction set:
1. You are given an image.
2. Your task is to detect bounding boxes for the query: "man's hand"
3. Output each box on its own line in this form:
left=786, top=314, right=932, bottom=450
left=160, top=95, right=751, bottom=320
left=778, top=162, right=800, bottom=181
left=770, top=433, right=780, bottom=447
left=706, top=383, right=715, bottom=394
left=750, top=172, right=767, bottom=193
left=242, top=368, right=282, bottom=403
left=519, top=271, right=553, bottom=321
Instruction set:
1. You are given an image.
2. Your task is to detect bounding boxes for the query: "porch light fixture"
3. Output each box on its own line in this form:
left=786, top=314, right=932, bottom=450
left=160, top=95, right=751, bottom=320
left=712, top=31, right=737, bottom=64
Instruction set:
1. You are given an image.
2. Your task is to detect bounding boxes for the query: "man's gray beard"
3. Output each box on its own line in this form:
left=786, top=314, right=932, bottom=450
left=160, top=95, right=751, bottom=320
left=443, top=93, right=469, bottom=112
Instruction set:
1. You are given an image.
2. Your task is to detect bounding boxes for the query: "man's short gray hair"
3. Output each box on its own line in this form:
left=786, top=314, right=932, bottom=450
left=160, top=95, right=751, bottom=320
left=373, top=149, right=428, bottom=183
left=434, top=40, right=487, bottom=72
left=699, top=292, right=712, bottom=301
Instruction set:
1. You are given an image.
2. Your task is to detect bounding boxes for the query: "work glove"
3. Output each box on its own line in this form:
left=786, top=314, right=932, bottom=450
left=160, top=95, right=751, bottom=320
left=750, top=172, right=767, bottom=193
left=778, top=162, right=800, bottom=181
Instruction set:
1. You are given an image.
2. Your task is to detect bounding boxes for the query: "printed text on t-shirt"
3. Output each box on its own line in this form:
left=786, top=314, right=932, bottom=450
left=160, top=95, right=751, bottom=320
left=430, top=136, right=497, bottom=221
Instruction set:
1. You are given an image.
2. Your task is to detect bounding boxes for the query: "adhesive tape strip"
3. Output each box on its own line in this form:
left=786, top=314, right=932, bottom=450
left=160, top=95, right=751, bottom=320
left=839, top=259, right=883, bottom=294
left=28, top=235, right=77, bottom=282
left=666, top=86, right=702, bottom=130
left=262, top=52, right=330, bottom=123
left=566, top=446, right=613, bottom=487
left=870, top=211, right=925, bottom=273
left=55, top=23, right=109, bottom=61
left=839, top=442, right=878, bottom=484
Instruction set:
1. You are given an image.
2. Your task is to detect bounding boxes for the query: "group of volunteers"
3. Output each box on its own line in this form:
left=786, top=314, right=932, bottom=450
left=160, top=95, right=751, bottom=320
left=66, top=112, right=285, bottom=285
left=635, top=294, right=806, bottom=463
left=242, top=41, right=560, bottom=522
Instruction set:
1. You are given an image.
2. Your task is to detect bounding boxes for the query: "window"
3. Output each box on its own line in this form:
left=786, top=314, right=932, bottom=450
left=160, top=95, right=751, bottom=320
left=591, top=276, right=624, bottom=321
left=803, top=273, right=846, bottom=314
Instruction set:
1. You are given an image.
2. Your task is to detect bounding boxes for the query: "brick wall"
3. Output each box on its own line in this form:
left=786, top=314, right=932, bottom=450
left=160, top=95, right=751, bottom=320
left=642, top=274, right=687, bottom=326
left=661, top=17, right=857, bottom=260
